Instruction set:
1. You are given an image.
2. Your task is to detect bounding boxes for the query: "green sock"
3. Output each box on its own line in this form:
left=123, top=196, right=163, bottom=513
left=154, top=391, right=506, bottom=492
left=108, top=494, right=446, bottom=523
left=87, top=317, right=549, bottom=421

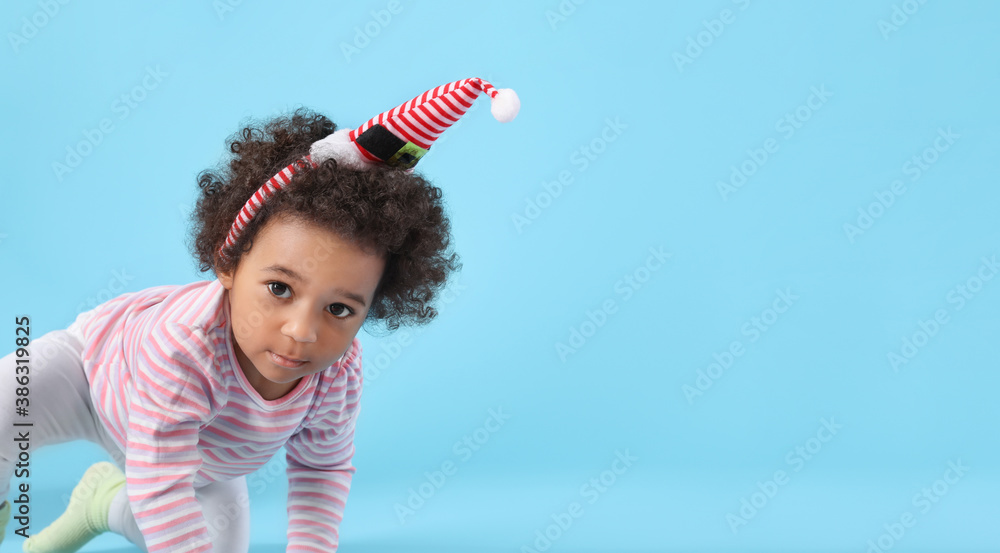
left=1, top=499, right=10, bottom=545
left=22, top=462, right=125, bottom=553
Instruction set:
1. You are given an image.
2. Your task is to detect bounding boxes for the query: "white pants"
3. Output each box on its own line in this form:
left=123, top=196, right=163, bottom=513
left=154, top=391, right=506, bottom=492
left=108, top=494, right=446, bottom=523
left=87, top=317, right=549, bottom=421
left=0, top=320, right=250, bottom=552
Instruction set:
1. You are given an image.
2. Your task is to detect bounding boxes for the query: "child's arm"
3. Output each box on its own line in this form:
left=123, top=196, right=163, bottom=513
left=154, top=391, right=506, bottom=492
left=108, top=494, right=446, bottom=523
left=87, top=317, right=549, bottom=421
left=124, top=323, right=219, bottom=553
left=282, top=344, right=364, bottom=552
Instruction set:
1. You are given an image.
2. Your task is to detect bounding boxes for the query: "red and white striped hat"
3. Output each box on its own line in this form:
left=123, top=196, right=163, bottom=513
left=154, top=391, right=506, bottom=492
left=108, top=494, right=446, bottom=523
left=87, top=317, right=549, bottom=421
left=218, top=77, right=519, bottom=261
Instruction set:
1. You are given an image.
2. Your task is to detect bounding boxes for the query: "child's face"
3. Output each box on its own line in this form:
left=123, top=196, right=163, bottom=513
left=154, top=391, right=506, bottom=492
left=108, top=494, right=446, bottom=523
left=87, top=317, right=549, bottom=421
left=217, top=213, right=386, bottom=400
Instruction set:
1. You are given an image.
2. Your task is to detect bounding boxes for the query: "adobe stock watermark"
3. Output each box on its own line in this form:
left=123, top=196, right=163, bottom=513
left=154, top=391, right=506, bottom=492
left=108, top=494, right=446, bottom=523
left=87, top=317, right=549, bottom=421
left=213, top=0, right=246, bottom=21
left=340, top=1, right=403, bottom=63
left=520, top=449, right=636, bottom=553
left=865, top=459, right=969, bottom=553
left=8, top=0, right=71, bottom=54
left=888, top=254, right=998, bottom=372
left=75, top=269, right=136, bottom=315
left=878, top=0, right=930, bottom=40
left=716, top=85, right=833, bottom=201
left=51, top=65, right=169, bottom=182
left=363, top=276, right=467, bottom=385
left=682, top=288, right=798, bottom=404
left=545, top=0, right=585, bottom=31
left=512, top=117, right=627, bottom=234
left=726, top=417, right=842, bottom=533
left=555, top=246, right=670, bottom=362
left=843, top=127, right=958, bottom=243
left=57, top=461, right=126, bottom=509
left=54, top=460, right=122, bottom=517
left=393, top=407, right=510, bottom=524
left=673, top=0, right=751, bottom=72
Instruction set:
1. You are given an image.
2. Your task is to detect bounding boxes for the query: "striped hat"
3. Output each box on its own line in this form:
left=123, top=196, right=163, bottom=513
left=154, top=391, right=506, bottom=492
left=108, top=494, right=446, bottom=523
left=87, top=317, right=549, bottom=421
left=218, top=77, right=519, bottom=261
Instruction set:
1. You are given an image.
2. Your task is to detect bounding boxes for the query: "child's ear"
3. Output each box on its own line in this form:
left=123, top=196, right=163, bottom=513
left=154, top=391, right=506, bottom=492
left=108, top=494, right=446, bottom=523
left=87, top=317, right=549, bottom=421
left=216, top=262, right=235, bottom=290
left=217, top=269, right=234, bottom=290
left=213, top=252, right=235, bottom=289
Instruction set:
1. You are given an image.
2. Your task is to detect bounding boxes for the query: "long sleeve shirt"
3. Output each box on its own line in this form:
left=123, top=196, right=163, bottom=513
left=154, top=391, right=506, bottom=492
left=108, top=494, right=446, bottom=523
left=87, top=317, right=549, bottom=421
left=75, top=278, right=363, bottom=552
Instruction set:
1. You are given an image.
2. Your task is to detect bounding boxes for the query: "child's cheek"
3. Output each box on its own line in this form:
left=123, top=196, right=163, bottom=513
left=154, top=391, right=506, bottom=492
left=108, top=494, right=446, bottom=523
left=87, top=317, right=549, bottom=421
left=245, top=295, right=275, bottom=335
left=232, top=295, right=272, bottom=342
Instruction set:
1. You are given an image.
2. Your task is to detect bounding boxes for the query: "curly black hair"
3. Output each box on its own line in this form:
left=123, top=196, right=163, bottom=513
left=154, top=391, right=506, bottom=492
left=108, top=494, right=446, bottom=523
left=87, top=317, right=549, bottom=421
left=187, top=107, right=461, bottom=335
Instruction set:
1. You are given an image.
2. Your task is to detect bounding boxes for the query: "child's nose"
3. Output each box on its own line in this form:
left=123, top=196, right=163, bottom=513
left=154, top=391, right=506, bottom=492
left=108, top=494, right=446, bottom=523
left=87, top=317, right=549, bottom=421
left=281, top=307, right=318, bottom=343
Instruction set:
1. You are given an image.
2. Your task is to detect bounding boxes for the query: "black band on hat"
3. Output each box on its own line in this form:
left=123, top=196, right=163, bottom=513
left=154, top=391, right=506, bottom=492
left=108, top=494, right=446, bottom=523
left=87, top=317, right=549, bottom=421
left=355, top=124, right=428, bottom=169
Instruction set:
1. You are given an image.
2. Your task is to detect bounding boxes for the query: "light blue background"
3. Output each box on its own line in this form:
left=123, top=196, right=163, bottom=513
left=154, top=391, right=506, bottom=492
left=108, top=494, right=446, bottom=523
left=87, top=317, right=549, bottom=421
left=2, top=1, right=998, bottom=551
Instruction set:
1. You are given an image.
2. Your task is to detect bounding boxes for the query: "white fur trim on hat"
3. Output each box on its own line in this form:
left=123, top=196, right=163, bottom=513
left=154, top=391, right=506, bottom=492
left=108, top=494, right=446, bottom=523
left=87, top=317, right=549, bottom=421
left=309, top=128, right=378, bottom=171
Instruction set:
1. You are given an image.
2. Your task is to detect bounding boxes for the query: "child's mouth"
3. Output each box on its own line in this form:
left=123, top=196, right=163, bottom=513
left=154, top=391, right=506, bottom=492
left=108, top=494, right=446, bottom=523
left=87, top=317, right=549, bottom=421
left=269, top=351, right=307, bottom=368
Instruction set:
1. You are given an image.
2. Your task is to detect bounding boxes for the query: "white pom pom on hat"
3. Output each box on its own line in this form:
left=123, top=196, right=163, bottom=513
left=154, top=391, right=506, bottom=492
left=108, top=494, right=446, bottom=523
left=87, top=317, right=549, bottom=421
left=490, top=88, right=521, bottom=123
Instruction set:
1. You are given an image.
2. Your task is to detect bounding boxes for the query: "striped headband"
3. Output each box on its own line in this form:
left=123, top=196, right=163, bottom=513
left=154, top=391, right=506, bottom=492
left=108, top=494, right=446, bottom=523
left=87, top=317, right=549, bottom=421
left=218, top=77, right=520, bottom=261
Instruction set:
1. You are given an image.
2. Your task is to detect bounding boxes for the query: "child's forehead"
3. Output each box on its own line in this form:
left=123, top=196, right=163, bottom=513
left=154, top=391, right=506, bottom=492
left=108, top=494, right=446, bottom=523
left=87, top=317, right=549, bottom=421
left=260, top=213, right=384, bottom=257
left=254, top=214, right=344, bottom=249
left=250, top=230, right=361, bottom=266
left=241, top=217, right=385, bottom=286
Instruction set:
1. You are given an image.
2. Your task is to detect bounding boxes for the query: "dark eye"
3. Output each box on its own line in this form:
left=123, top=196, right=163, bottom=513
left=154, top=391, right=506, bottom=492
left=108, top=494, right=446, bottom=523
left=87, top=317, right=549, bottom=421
left=268, top=282, right=291, bottom=298
left=328, top=303, right=354, bottom=319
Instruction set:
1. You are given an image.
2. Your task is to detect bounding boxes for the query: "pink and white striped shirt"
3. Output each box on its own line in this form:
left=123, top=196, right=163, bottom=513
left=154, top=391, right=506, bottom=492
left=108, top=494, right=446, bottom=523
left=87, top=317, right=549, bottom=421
left=75, top=278, right=363, bottom=552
